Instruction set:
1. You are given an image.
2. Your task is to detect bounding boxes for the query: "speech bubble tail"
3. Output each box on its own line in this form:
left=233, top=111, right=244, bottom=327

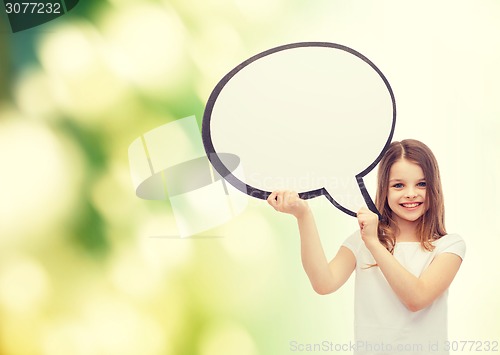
left=323, top=176, right=381, bottom=219
left=356, top=176, right=382, bottom=220
left=321, top=193, right=357, bottom=217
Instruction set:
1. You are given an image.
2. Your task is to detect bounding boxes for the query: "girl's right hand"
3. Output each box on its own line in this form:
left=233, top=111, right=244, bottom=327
left=267, top=190, right=310, bottom=219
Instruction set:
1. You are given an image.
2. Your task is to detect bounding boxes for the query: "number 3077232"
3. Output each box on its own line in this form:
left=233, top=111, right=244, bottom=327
left=5, top=2, right=62, bottom=14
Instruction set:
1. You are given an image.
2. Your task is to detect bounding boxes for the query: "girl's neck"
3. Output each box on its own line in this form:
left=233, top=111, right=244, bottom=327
left=393, top=217, right=420, bottom=242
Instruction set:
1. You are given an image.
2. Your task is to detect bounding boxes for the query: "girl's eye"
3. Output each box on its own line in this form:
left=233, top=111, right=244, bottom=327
left=417, top=181, right=427, bottom=187
left=393, top=183, right=404, bottom=188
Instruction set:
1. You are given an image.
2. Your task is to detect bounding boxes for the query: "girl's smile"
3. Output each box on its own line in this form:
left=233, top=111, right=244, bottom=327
left=400, top=202, right=423, bottom=210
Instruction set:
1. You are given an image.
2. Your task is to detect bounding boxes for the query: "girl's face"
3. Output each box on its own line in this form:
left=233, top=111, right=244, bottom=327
left=387, top=158, right=427, bottom=224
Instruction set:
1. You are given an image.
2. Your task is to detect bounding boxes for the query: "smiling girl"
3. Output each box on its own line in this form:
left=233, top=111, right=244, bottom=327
left=268, top=139, right=465, bottom=355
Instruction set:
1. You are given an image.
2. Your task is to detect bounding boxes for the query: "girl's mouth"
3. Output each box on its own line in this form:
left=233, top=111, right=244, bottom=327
left=400, top=202, right=422, bottom=209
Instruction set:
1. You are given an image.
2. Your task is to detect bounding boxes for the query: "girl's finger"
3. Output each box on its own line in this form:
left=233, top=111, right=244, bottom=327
left=275, top=191, right=283, bottom=207
left=267, top=191, right=278, bottom=206
left=283, top=191, right=294, bottom=208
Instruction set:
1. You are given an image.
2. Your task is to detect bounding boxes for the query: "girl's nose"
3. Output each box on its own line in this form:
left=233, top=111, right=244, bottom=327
left=405, top=188, right=417, bottom=199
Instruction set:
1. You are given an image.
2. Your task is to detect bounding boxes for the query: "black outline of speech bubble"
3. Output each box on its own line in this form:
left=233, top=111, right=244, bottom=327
left=202, top=42, right=396, bottom=218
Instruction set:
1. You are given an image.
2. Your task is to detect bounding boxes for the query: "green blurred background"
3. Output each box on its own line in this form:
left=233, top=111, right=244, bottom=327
left=1, top=1, right=499, bottom=354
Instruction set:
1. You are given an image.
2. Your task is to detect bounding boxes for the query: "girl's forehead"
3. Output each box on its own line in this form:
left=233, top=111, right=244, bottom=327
left=389, top=159, right=424, bottom=178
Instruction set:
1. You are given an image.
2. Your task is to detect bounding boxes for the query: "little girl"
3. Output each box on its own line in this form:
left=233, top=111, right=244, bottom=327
left=268, top=139, right=465, bottom=355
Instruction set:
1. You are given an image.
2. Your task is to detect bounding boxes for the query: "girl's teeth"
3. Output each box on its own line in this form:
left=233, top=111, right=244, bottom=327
left=403, top=203, right=419, bottom=208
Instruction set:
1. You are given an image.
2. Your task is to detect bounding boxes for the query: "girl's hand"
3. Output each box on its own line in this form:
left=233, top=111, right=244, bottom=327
left=357, top=207, right=379, bottom=248
left=267, top=190, right=309, bottom=219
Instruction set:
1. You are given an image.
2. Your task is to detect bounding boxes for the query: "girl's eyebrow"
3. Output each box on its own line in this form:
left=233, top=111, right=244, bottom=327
left=389, top=178, right=426, bottom=183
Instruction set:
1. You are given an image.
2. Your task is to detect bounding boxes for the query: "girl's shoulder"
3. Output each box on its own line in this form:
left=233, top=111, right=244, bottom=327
left=341, top=230, right=363, bottom=254
left=432, top=233, right=466, bottom=259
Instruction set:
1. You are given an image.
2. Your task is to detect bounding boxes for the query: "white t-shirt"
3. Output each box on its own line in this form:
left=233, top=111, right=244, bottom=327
left=342, top=232, right=466, bottom=355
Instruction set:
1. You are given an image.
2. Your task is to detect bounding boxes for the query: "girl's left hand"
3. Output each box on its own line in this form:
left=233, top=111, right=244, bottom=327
left=357, top=207, right=379, bottom=247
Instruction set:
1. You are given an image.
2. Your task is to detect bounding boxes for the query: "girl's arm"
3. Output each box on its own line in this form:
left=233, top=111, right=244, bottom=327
left=357, top=208, right=463, bottom=312
left=268, top=191, right=355, bottom=295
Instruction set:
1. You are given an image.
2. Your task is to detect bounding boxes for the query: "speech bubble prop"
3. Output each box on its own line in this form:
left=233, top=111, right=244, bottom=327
left=202, top=42, right=396, bottom=217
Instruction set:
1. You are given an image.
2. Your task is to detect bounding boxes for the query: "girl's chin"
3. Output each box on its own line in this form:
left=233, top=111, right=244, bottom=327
left=393, top=210, right=424, bottom=223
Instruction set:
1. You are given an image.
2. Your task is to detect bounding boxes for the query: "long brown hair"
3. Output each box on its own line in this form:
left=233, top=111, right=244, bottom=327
left=375, top=139, right=446, bottom=253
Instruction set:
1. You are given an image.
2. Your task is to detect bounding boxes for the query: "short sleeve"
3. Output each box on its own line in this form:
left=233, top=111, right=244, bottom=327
left=342, top=230, right=363, bottom=256
left=434, top=233, right=466, bottom=260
